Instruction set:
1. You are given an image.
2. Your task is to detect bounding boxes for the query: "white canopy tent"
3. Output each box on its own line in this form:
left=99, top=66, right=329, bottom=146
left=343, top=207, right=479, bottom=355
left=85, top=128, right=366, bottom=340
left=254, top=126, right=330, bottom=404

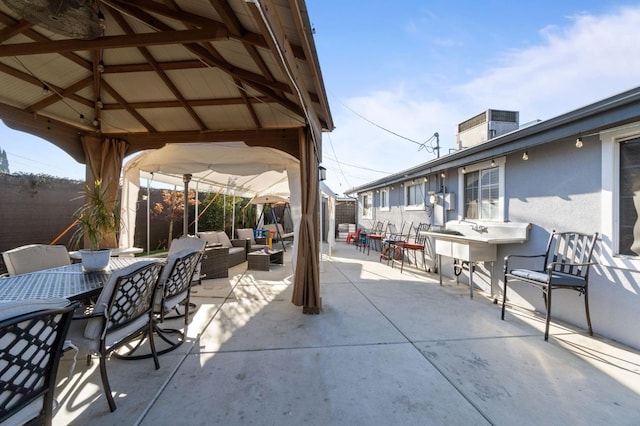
left=120, top=142, right=302, bottom=266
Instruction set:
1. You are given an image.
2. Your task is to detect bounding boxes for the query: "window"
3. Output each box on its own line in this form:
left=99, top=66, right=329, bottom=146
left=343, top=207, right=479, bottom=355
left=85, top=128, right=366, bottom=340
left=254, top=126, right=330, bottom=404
left=405, top=183, right=424, bottom=210
left=362, top=192, right=372, bottom=219
left=458, top=158, right=504, bottom=221
left=619, top=137, right=640, bottom=256
left=380, top=188, right=389, bottom=211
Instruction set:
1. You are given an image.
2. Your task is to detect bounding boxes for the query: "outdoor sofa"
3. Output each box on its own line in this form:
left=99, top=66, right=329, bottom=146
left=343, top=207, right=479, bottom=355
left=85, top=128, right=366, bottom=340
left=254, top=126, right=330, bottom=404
left=196, top=231, right=247, bottom=267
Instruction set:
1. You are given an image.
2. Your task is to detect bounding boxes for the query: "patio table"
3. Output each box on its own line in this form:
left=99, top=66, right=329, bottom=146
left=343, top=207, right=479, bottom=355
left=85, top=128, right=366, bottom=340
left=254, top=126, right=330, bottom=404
left=0, top=257, right=160, bottom=303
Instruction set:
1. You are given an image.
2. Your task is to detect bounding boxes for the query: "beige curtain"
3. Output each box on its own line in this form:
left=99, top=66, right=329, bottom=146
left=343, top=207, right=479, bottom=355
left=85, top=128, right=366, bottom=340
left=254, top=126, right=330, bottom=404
left=81, top=135, right=128, bottom=248
left=291, top=129, right=322, bottom=314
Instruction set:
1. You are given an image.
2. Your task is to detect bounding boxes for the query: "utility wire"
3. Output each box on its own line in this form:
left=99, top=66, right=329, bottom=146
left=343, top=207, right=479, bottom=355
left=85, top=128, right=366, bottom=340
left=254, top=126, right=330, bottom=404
left=335, top=96, right=440, bottom=154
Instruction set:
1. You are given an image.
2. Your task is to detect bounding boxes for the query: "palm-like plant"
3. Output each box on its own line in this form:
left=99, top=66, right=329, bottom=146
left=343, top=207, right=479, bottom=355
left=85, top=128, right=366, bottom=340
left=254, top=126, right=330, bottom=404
left=71, top=179, right=119, bottom=250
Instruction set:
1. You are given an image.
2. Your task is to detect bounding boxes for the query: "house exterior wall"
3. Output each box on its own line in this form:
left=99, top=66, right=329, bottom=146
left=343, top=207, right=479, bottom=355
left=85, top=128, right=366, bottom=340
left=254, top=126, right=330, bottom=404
left=353, top=123, right=640, bottom=349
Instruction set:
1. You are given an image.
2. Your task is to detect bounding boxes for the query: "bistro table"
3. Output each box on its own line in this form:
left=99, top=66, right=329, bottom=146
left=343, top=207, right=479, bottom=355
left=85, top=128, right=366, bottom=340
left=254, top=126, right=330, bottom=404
left=0, top=257, right=160, bottom=303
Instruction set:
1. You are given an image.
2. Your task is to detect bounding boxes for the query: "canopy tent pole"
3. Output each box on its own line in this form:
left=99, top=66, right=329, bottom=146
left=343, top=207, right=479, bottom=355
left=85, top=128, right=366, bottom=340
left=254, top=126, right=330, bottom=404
left=146, top=175, right=153, bottom=255
left=194, top=181, right=200, bottom=235
left=183, top=174, right=191, bottom=237
left=223, top=193, right=226, bottom=235
left=232, top=191, right=236, bottom=238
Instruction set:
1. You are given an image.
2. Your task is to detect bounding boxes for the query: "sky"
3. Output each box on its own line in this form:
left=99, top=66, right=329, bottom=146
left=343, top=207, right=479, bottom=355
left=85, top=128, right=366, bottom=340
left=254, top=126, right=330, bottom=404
left=2, top=1, right=640, bottom=194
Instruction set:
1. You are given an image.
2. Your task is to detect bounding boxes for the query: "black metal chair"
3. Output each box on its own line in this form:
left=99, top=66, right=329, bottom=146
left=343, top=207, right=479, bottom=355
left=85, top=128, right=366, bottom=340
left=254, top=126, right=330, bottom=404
left=117, top=249, right=203, bottom=361
left=502, top=231, right=599, bottom=341
left=0, top=299, right=77, bottom=425
left=380, top=221, right=412, bottom=265
left=365, top=220, right=388, bottom=254
left=394, top=223, right=431, bottom=273
left=66, top=260, right=165, bottom=411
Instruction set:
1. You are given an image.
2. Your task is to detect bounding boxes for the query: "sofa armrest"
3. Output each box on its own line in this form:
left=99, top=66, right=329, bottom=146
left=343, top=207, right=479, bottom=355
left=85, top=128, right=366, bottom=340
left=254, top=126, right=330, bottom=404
left=231, top=239, right=249, bottom=254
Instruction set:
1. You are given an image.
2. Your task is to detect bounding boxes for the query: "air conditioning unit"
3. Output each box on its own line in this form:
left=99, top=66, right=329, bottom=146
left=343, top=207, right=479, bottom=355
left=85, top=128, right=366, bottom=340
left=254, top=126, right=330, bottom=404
left=456, top=109, right=519, bottom=150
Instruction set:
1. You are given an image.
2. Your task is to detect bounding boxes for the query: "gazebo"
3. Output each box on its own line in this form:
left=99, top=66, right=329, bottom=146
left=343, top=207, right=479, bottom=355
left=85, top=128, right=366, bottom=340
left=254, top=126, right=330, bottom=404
left=0, top=0, right=333, bottom=313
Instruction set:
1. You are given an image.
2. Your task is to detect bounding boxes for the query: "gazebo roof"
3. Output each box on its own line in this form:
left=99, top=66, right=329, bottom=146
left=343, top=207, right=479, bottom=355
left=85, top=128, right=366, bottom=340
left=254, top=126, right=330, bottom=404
left=0, top=0, right=333, bottom=162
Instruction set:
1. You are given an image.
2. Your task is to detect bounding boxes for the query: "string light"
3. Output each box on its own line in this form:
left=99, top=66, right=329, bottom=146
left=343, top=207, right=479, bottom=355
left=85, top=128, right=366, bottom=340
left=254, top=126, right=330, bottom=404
left=42, top=84, right=50, bottom=95
left=576, top=137, right=583, bottom=148
left=522, top=151, right=529, bottom=161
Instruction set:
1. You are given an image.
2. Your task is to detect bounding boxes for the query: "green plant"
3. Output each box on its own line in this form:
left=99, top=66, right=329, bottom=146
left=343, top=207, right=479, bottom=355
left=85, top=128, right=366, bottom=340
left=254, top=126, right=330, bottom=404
left=71, top=179, right=120, bottom=250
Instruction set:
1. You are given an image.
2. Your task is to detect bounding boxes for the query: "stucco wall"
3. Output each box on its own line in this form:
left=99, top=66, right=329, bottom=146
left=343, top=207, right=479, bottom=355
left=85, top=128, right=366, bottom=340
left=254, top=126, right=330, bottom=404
left=354, top=133, right=640, bottom=349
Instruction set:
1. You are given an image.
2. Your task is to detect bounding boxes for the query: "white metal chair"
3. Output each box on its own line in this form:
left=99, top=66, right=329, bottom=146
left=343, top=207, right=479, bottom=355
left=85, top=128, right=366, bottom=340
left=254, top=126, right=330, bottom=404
left=2, top=244, right=71, bottom=276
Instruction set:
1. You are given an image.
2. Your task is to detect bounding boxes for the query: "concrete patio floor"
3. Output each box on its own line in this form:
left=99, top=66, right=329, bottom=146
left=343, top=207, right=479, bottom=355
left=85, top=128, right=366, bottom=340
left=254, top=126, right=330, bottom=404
left=52, top=242, right=640, bottom=425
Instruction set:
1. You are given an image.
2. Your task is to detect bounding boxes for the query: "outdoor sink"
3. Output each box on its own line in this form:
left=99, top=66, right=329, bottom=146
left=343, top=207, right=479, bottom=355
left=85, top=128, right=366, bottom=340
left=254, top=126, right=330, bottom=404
left=423, top=221, right=531, bottom=298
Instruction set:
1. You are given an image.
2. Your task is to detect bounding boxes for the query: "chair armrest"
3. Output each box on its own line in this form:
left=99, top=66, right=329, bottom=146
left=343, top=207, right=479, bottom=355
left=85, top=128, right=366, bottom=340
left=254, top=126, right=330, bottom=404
left=503, top=253, right=546, bottom=273
left=231, top=239, right=249, bottom=254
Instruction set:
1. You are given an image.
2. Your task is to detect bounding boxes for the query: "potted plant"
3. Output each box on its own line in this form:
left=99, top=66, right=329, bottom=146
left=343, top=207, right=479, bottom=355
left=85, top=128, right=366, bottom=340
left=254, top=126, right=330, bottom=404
left=71, top=179, right=120, bottom=271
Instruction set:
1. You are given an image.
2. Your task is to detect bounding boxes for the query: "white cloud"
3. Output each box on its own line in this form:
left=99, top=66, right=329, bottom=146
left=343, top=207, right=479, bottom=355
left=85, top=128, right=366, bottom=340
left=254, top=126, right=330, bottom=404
left=324, top=6, right=640, bottom=195
left=455, top=6, right=640, bottom=122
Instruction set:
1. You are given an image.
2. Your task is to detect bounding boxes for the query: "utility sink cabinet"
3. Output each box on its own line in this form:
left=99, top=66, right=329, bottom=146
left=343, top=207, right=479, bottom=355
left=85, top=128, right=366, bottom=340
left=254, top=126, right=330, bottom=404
left=434, top=239, right=497, bottom=263
left=424, top=221, right=530, bottom=299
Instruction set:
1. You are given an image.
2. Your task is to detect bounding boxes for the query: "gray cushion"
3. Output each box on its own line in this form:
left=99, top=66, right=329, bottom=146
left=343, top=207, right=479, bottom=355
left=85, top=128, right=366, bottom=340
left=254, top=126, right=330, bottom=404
left=236, top=228, right=256, bottom=244
left=509, top=269, right=587, bottom=287
left=0, top=298, right=70, bottom=321
left=2, top=244, right=71, bottom=276
left=216, top=231, right=232, bottom=248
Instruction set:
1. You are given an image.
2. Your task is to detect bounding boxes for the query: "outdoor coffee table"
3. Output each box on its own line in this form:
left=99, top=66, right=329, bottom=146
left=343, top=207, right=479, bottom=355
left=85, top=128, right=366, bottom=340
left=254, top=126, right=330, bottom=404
left=247, top=249, right=284, bottom=271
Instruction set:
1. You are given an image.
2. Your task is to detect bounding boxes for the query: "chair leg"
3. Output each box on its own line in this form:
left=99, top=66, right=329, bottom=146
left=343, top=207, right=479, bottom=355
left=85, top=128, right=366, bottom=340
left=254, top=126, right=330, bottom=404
left=544, top=288, right=552, bottom=341
left=584, top=287, right=593, bottom=336
left=400, top=249, right=406, bottom=273
left=99, top=356, right=117, bottom=412
left=501, top=278, right=508, bottom=320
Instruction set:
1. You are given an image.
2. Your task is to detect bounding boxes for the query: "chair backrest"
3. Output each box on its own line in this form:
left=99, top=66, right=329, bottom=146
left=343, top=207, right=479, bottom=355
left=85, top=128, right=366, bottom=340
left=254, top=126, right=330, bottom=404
left=413, top=223, right=431, bottom=245
left=83, top=260, right=165, bottom=342
left=544, top=231, right=599, bottom=278
left=400, top=221, right=413, bottom=239
left=0, top=299, right=76, bottom=425
left=168, top=236, right=206, bottom=282
left=2, top=244, right=71, bottom=276
left=386, top=223, right=398, bottom=237
left=236, top=228, right=256, bottom=244
left=157, top=249, right=203, bottom=315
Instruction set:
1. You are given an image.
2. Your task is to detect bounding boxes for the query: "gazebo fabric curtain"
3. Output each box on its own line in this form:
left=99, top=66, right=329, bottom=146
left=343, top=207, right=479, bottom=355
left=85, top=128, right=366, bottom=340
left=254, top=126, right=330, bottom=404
left=291, top=130, right=322, bottom=313
left=81, top=135, right=128, bottom=249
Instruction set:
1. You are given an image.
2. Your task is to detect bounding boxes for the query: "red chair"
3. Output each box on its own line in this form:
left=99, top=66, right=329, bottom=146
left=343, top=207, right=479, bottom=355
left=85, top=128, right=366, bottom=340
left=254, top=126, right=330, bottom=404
left=346, top=228, right=361, bottom=245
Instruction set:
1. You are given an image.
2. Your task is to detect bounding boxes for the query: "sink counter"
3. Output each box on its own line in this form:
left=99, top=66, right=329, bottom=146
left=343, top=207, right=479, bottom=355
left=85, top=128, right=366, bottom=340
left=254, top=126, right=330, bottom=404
left=422, top=222, right=531, bottom=299
left=421, top=231, right=528, bottom=245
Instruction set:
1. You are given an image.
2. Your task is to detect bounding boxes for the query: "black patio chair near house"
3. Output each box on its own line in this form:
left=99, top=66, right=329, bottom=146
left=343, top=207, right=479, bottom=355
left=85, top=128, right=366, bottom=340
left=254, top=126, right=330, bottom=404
left=0, top=299, right=77, bottom=425
left=502, top=231, right=599, bottom=341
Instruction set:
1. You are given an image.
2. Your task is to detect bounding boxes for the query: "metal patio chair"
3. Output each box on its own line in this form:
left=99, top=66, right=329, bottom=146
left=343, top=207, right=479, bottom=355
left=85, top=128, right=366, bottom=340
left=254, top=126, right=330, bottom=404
left=0, top=299, right=77, bottom=426
left=394, top=223, right=431, bottom=273
left=2, top=244, right=71, bottom=276
left=66, top=260, right=165, bottom=411
left=380, top=221, right=412, bottom=265
left=501, top=231, right=599, bottom=341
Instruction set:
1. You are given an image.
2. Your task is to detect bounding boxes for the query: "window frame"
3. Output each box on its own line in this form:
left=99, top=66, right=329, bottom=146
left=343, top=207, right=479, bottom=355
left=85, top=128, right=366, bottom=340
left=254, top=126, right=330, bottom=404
left=404, top=182, right=425, bottom=211
left=380, top=188, right=390, bottom=211
left=457, top=157, right=505, bottom=221
left=361, top=192, right=373, bottom=219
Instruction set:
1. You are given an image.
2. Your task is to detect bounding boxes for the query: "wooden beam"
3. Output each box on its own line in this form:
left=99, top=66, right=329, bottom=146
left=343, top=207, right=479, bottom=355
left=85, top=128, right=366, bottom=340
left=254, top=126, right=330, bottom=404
left=0, top=27, right=231, bottom=56
left=0, top=104, right=86, bottom=163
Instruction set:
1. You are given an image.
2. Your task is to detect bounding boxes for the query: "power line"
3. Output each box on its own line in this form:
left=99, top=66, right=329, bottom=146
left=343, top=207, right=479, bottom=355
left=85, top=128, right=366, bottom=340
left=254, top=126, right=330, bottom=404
left=334, top=95, right=440, bottom=154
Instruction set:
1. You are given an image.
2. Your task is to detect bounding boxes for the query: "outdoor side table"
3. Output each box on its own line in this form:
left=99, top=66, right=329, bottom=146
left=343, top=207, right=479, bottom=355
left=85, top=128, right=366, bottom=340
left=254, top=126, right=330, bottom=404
left=200, top=246, right=229, bottom=279
left=247, top=250, right=284, bottom=271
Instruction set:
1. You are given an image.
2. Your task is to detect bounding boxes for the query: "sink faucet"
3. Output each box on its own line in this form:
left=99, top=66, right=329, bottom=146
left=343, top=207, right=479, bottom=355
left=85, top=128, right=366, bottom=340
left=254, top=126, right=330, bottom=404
left=458, top=219, right=488, bottom=233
